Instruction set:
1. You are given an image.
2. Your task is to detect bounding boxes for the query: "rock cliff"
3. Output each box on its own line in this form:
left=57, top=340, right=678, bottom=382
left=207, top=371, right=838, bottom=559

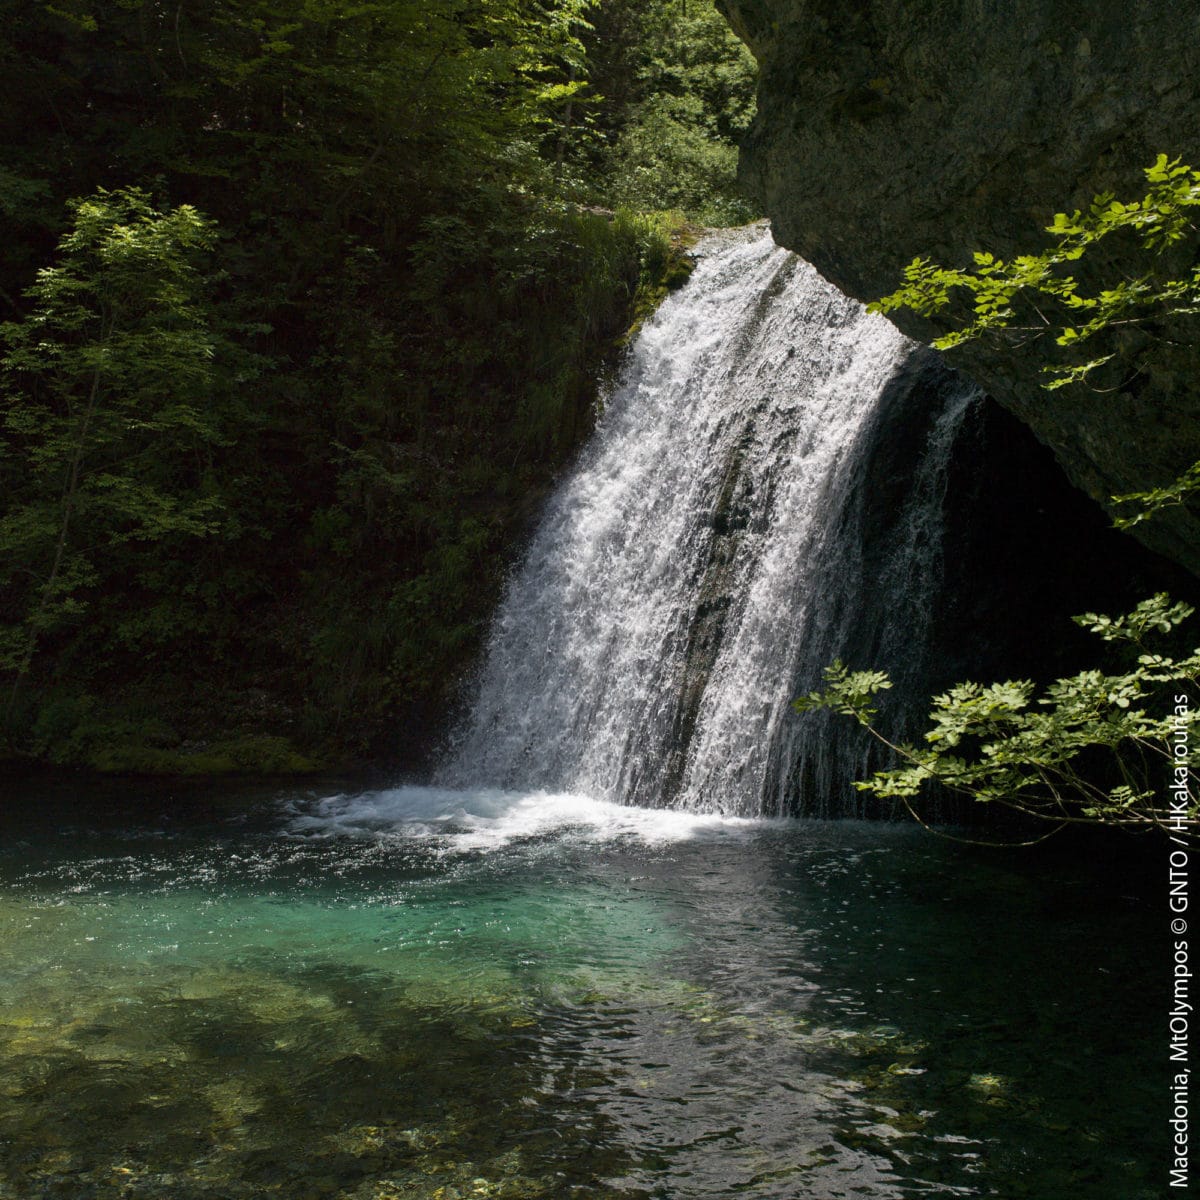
left=719, top=0, right=1200, bottom=574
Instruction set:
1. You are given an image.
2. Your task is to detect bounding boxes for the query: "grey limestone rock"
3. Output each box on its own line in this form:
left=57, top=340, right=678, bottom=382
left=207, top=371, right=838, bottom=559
left=719, top=0, right=1200, bottom=575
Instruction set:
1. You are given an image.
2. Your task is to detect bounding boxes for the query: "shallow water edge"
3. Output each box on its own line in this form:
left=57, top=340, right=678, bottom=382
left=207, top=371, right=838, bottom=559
left=0, top=780, right=1161, bottom=1200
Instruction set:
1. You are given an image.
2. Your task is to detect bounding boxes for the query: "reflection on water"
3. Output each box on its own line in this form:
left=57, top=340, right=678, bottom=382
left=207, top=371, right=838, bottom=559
left=0, top=784, right=1158, bottom=1198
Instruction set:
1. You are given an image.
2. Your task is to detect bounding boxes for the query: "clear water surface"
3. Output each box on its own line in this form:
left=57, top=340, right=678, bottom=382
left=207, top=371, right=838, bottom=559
left=0, top=780, right=1158, bottom=1199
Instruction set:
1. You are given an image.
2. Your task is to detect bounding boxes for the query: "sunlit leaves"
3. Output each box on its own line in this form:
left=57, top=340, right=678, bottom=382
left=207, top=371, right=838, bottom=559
left=793, top=659, right=891, bottom=723
left=869, top=155, right=1200, bottom=532
left=0, top=188, right=250, bottom=677
left=587, top=0, right=758, bottom=223
left=827, top=165, right=1200, bottom=839
left=868, top=156, right=1200, bottom=389
left=1112, top=460, right=1200, bottom=529
left=1075, top=592, right=1194, bottom=641
left=795, top=596, right=1200, bottom=838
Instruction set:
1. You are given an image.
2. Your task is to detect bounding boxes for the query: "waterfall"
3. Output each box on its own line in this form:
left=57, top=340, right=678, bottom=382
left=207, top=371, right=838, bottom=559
left=438, top=224, right=978, bottom=816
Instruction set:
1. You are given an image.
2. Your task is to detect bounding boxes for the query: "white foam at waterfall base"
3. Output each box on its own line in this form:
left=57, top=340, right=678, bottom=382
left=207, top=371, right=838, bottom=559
left=436, top=222, right=971, bottom=816
left=285, top=786, right=772, bottom=851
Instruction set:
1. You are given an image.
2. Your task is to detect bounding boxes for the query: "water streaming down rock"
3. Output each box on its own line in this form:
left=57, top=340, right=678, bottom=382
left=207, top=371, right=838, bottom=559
left=763, top=372, right=979, bottom=817
left=439, top=224, right=978, bottom=816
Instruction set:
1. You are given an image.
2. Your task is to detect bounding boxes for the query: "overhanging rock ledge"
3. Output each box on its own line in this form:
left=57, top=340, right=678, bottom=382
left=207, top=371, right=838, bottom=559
left=718, top=0, right=1200, bottom=575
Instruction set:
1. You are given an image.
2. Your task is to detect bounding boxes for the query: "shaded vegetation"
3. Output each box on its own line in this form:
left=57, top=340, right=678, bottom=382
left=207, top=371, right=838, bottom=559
left=799, top=596, right=1200, bottom=838
left=800, top=160, right=1200, bottom=838
left=0, top=0, right=756, bottom=772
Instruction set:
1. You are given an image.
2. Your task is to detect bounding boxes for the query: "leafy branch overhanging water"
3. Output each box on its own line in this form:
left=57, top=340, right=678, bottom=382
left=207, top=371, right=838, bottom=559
left=799, top=157, right=1200, bottom=841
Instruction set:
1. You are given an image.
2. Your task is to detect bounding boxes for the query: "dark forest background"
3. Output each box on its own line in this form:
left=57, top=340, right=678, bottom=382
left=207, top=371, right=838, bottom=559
left=0, top=0, right=758, bottom=772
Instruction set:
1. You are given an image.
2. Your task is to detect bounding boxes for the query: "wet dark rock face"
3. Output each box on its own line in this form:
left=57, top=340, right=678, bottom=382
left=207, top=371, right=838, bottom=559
left=812, top=356, right=1196, bottom=820
left=718, top=0, right=1200, bottom=575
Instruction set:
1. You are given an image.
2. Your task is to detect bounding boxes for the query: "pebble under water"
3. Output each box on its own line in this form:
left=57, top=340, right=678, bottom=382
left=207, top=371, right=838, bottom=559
left=0, top=781, right=1158, bottom=1199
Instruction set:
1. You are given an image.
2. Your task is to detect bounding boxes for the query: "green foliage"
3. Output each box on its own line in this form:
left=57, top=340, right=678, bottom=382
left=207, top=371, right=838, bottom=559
left=871, top=155, right=1200, bottom=388
left=805, top=158, right=1200, bottom=837
left=606, top=98, right=751, bottom=224
left=89, top=735, right=318, bottom=776
left=581, top=0, right=759, bottom=223
left=25, top=688, right=316, bottom=773
left=0, top=0, right=747, bottom=770
left=794, top=660, right=892, bottom=721
left=300, top=202, right=682, bottom=728
left=0, top=188, right=257, bottom=690
left=1112, top=459, right=1200, bottom=531
left=797, top=596, right=1200, bottom=839
left=872, top=155, right=1200, bottom=527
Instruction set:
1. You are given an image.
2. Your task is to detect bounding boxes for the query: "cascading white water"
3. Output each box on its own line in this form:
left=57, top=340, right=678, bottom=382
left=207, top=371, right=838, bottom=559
left=763, top=375, right=979, bottom=817
left=439, top=224, right=976, bottom=815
